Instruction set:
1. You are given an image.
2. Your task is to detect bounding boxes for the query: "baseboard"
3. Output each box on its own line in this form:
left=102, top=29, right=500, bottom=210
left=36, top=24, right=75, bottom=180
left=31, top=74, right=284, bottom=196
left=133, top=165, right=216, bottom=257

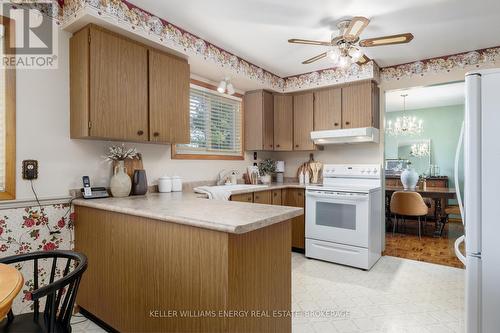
left=78, top=307, right=119, bottom=333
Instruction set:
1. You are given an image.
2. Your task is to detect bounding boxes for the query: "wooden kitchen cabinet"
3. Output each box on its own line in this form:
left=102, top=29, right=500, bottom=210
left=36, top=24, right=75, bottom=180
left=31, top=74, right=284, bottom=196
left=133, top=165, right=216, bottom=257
left=283, top=188, right=306, bottom=251
left=314, top=87, right=342, bottom=131
left=293, top=93, right=315, bottom=151
left=273, top=94, right=293, bottom=151
left=230, top=192, right=253, bottom=203
left=149, top=49, right=190, bottom=144
left=253, top=190, right=272, bottom=204
left=86, top=25, right=149, bottom=141
left=341, top=81, right=380, bottom=129
left=272, top=189, right=282, bottom=205
left=70, top=24, right=190, bottom=143
left=244, top=90, right=274, bottom=150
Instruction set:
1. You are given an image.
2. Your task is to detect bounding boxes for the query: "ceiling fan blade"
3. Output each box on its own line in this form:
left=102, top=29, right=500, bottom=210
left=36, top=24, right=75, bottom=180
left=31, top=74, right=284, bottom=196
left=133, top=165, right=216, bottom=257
left=343, top=16, right=370, bottom=41
left=288, top=38, right=332, bottom=46
left=302, top=52, right=327, bottom=64
left=359, top=33, right=414, bottom=47
left=356, top=54, right=371, bottom=65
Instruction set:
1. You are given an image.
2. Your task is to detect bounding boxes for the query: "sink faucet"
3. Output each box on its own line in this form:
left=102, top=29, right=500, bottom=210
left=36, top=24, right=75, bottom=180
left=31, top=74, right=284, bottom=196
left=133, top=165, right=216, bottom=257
left=217, top=169, right=239, bottom=185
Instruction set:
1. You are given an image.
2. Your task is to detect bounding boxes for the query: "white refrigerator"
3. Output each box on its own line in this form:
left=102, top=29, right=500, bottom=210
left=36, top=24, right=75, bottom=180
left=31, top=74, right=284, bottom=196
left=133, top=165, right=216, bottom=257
left=455, top=69, right=500, bottom=333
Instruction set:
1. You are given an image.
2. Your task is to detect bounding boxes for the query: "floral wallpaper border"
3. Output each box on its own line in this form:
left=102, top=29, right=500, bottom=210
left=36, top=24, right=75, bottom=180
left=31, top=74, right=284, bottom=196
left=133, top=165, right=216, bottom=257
left=284, top=61, right=379, bottom=91
left=380, top=47, right=500, bottom=81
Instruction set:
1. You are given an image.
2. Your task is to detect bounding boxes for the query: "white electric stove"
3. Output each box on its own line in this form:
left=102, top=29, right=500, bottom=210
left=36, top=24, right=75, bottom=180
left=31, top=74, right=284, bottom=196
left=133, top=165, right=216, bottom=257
left=305, top=164, right=382, bottom=270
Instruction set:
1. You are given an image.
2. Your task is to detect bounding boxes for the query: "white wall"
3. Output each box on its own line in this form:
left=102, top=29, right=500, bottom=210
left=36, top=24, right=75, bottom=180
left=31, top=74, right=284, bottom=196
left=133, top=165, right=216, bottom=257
left=14, top=29, right=253, bottom=201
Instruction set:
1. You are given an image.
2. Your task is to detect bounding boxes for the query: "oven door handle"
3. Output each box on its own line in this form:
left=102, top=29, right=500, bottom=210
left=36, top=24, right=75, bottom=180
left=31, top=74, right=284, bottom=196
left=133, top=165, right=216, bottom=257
left=306, top=192, right=368, bottom=201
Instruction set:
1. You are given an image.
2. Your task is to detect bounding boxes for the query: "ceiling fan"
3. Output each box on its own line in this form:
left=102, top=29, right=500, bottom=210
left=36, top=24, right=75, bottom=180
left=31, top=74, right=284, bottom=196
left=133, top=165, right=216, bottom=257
left=288, top=16, right=414, bottom=67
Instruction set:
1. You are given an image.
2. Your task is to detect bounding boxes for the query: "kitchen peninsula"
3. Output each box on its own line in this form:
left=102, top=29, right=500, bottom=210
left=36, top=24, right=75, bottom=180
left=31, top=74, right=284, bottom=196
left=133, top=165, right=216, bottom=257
left=72, top=192, right=303, bottom=333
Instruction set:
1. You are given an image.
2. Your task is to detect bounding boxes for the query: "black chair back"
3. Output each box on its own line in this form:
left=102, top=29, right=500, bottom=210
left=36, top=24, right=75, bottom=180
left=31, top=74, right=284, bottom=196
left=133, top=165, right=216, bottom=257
left=0, top=250, right=87, bottom=333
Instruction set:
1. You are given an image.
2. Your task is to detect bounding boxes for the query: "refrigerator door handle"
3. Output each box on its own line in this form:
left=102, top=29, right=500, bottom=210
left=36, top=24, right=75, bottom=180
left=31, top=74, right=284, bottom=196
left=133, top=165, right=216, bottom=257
left=454, top=235, right=466, bottom=265
left=454, top=121, right=465, bottom=223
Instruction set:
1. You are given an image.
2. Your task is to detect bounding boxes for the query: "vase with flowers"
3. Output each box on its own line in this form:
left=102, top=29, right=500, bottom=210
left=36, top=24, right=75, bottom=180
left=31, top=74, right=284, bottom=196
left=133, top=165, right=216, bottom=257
left=105, top=144, right=138, bottom=197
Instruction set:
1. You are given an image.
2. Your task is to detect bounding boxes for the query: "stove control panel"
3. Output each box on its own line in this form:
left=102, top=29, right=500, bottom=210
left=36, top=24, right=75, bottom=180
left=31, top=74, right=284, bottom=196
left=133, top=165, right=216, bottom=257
left=323, top=164, right=381, bottom=178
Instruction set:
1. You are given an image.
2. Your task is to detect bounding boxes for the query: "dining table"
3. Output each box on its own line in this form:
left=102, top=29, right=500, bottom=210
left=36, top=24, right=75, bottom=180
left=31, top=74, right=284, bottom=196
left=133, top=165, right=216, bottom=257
left=385, top=186, right=457, bottom=236
left=0, top=263, right=23, bottom=321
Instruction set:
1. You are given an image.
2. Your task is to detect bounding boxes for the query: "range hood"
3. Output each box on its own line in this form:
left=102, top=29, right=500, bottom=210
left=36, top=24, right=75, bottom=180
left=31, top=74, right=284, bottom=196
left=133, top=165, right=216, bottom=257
left=310, top=127, right=380, bottom=145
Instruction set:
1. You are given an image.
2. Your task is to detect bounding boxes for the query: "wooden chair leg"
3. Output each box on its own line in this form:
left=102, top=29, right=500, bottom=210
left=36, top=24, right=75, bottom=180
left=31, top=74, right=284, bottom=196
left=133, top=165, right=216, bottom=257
left=392, top=215, right=397, bottom=235
left=418, top=217, right=422, bottom=239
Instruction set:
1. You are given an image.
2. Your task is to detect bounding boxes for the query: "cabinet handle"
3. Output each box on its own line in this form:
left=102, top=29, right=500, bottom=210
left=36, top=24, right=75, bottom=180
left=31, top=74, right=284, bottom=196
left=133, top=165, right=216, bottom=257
left=345, top=121, right=350, bottom=125
left=295, top=144, right=299, bottom=148
left=276, top=144, right=280, bottom=148
left=273, top=193, right=277, bottom=197
left=298, top=192, right=302, bottom=196
left=270, top=145, right=273, bottom=148
left=137, top=130, right=144, bottom=136
left=153, top=132, right=160, bottom=137
left=334, top=122, right=339, bottom=126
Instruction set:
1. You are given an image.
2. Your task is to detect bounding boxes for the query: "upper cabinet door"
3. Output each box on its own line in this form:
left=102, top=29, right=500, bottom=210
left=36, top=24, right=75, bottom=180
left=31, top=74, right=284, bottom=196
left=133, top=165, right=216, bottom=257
left=273, top=94, right=293, bottom=151
left=149, top=49, right=190, bottom=144
left=293, top=93, right=315, bottom=151
left=89, top=27, right=149, bottom=141
left=244, top=90, right=274, bottom=150
left=341, top=81, right=378, bottom=129
left=314, top=88, right=342, bottom=131
left=262, top=91, right=274, bottom=150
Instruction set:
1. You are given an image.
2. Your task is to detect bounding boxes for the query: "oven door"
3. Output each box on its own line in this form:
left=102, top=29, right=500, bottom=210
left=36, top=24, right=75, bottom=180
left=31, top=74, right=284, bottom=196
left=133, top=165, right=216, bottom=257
left=306, top=190, right=369, bottom=247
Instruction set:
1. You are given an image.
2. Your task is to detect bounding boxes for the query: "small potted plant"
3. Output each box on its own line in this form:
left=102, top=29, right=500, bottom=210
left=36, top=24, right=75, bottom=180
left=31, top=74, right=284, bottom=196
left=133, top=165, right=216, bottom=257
left=258, top=159, right=276, bottom=184
left=105, top=144, right=138, bottom=197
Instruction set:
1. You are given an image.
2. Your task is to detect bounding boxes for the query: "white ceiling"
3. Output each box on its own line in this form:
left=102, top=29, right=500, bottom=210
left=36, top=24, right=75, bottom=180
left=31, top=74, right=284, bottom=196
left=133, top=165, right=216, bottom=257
left=385, top=81, right=465, bottom=112
left=128, top=0, right=500, bottom=77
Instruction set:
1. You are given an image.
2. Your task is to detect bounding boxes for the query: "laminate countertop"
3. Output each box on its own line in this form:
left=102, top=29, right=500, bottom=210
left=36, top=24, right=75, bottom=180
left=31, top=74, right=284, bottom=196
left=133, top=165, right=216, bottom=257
left=73, top=191, right=303, bottom=234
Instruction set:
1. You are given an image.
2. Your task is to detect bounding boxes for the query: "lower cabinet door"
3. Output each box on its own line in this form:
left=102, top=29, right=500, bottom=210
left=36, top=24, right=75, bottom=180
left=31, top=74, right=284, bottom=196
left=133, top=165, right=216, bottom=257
left=283, top=189, right=305, bottom=250
left=230, top=193, right=253, bottom=203
left=272, top=190, right=282, bottom=205
left=253, top=190, right=272, bottom=204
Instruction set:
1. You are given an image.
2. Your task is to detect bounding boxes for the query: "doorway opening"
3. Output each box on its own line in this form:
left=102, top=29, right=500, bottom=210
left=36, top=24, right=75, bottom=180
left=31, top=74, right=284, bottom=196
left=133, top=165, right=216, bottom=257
left=383, top=81, right=465, bottom=268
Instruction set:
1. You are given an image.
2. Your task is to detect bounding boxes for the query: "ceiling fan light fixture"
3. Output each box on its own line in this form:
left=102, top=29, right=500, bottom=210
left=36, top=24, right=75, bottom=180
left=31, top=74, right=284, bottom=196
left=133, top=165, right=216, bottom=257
left=226, top=82, right=235, bottom=95
left=217, top=80, right=227, bottom=94
left=327, top=47, right=340, bottom=62
left=338, top=56, right=351, bottom=68
left=348, top=47, right=364, bottom=62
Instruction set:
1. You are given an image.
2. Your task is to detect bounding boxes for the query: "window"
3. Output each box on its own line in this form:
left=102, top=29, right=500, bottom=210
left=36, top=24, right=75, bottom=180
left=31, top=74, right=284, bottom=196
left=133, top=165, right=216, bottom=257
left=0, top=16, right=15, bottom=200
left=173, top=82, right=243, bottom=160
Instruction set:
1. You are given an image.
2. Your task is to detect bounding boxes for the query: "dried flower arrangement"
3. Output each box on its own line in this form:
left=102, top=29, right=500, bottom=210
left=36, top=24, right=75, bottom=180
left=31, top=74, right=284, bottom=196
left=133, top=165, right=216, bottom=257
left=104, top=144, right=139, bottom=161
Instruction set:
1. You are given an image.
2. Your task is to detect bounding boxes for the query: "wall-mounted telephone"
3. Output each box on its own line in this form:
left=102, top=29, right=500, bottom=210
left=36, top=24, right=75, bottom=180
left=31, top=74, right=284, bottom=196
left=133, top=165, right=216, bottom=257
left=81, top=176, right=109, bottom=199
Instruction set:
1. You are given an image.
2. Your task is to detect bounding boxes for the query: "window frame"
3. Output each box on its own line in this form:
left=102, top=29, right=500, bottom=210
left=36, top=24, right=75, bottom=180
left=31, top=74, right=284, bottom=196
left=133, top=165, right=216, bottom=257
left=0, top=16, right=16, bottom=201
left=172, top=79, right=244, bottom=160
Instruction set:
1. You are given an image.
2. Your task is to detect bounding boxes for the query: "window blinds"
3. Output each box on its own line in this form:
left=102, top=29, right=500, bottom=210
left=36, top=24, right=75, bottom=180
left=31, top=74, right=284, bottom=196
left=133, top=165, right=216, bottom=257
left=176, top=85, right=242, bottom=156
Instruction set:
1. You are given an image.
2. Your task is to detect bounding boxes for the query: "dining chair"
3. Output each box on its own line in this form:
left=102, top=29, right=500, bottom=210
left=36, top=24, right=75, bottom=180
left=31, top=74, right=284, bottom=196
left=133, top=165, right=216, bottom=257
left=390, top=191, right=429, bottom=239
left=441, top=205, right=461, bottom=236
left=0, top=250, right=87, bottom=333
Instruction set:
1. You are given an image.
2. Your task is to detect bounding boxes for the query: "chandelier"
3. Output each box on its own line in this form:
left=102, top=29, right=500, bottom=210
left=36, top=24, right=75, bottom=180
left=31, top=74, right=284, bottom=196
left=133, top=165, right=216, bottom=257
left=386, top=94, right=423, bottom=136
left=410, top=142, right=430, bottom=157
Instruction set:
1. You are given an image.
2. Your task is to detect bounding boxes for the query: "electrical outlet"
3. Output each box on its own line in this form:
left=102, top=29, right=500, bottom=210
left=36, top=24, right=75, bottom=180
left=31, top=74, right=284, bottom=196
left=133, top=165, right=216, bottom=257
left=22, top=160, right=38, bottom=180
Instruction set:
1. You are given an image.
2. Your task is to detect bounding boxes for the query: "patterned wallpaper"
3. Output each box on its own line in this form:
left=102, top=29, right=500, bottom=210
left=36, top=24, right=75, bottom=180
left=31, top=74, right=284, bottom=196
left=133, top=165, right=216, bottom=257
left=380, top=47, right=500, bottom=81
left=0, top=203, right=74, bottom=313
